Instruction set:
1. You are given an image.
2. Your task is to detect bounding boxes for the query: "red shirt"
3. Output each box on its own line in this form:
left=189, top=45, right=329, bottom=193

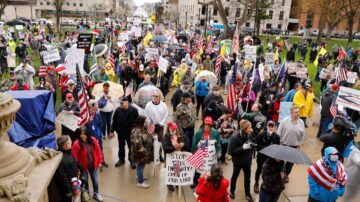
left=11, top=84, right=30, bottom=90
left=203, top=129, right=210, bottom=140
left=196, top=177, right=229, bottom=202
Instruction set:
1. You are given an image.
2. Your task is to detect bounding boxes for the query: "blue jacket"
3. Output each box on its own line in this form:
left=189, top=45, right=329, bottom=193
left=88, top=112, right=102, bottom=140
left=308, top=147, right=345, bottom=202
left=284, top=89, right=296, bottom=102
left=195, top=80, right=209, bottom=97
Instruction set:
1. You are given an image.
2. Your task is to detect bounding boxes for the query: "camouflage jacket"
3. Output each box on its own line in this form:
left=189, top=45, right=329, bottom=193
left=174, top=102, right=196, bottom=128
left=130, top=127, right=153, bottom=165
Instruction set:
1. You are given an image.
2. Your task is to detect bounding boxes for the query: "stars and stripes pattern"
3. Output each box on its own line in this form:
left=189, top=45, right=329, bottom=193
left=227, top=64, right=238, bottom=113
left=215, top=55, right=221, bottom=81
left=197, top=36, right=203, bottom=51
left=186, top=140, right=208, bottom=169
left=39, top=66, right=47, bottom=77
left=76, top=64, right=90, bottom=127
left=55, top=64, right=66, bottom=74
left=232, top=26, right=239, bottom=55
left=125, top=81, right=134, bottom=96
left=205, top=37, right=213, bottom=54
left=107, top=54, right=115, bottom=68
left=172, top=160, right=181, bottom=176
left=336, top=62, right=348, bottom=83
left=330, top=104, right=337, bottom=118
left=147, top=119, right=155, bottom=134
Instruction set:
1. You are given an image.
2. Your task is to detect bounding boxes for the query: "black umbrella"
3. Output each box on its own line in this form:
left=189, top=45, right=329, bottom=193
left=177, top=35, right=188, bottom=42
left=260, top=144, right=313, bottom=165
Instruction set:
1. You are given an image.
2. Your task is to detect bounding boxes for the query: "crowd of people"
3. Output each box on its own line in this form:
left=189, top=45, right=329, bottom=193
left=0, top=20, right=360, bottom=202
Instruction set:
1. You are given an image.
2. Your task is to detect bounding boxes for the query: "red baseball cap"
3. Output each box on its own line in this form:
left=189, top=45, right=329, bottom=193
left=331, top=83, right=340, bottom=91
left=167, top=122, right=178, bottom=130
left=66, top=93, right=74, bottom=99
left=204, top=116, right=213, bottom=125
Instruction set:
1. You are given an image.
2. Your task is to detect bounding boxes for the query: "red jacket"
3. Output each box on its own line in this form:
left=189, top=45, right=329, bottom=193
left=196, top=177, right=229, bottom=202
left=11, top=84, right=30, bottom=90
left=271, top=101, right=280, bottom=123
left=71, top=137, right=103, bottom=171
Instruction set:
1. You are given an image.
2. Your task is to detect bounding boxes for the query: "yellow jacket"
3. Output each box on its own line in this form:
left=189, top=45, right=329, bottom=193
left=293, top=90, right=313, bottom=118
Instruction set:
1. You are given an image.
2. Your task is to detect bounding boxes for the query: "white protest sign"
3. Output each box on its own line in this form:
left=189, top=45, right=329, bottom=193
left=145, top=48, right=159, bottom=61
left=336, top=86, right=360, bottom=112
left=166, top=152, right=196, bottom=186
left=319, top=68, right=333, bottom=80
left=41, top=49, right=61, bottom=64
left=196, top=140, right=217, bottom=173
left=64, top=48, right=85, bottom=75
left=56, top=111, right=79, bottom=132
left=286, top=62, right=296, bottom=73
left=8, top=27, right=14, bottom=33
left=295, top=67, right=308, bottom=79
left=158, top=56, right=168, bottom=73
left=265, top=52, right=274, bottom=66
left=279, top=102, right=293, bottom=122
left=15, top=25, right=23, bottom=30
left=259, top=63, right=265, bottom=82
left=131, top=26, right=142, bottom=37
left=120, top=32, right=129, bottom=41
left=347, top=72, right=358, bottom=84
left=244, top=45, right=257, bottom=62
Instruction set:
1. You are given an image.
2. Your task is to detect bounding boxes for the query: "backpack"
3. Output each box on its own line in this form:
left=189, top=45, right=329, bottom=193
left=97, top=96, right=107, bottom=109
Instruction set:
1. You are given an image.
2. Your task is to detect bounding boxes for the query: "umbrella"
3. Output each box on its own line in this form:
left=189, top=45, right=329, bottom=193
left=260, top=144, right=313, bottom=165
left=94, top=44, right=108, bottom=57
left=167, top=45, right=185, bottom=51
left=195, top=70, right=217, bottom=88
left=92, top=81, right=124, bottom=102
left=152, top=35, right=168, bottom=42
left=134, top=85, right=164, bottom=108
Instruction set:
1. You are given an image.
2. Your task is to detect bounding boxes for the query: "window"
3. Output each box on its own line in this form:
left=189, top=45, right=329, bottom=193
left=214, top=20, right=218, bottom=23
left=73, top=3, right=76, bottom=6
left=200, top=19, right=205, bottom=26
left=80, top=3, right=83, bottom=7
left=201, top=6, right=206, bottom=15
left=282, top=0, right=285, bottom=6
left=40, top=2, right=43, bottom=5
left=247, top=9, right=251, bottom=15
left=269, top=10, right=273, bottom=19
left=66, top=2, right=69, bottom=6
left=225, top=7, right=229, bottom=16
left=236, top=8, right=241, bottom=17
left=213, top=8, right=218, bottom=16
left=278, top=24, right=282, bottom=29
left=266, top=23, right=272, bottom=29
left=46, top=1, right=50, bottom=5
left=279, top=11, right=284, bottom=20
left=245, top=22, right=250, bottom=27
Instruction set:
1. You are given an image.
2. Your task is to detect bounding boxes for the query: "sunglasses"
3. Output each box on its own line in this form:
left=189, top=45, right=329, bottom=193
left=153, top=95, right=159, bottom=97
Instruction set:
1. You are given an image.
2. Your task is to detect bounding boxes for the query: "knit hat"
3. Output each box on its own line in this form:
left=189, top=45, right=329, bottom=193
left=331, top=83, right=340, bottom=92
left=239, top=120, right=251, bottom=131
left=39, top=66, right=47, bottom=77
left=204, top=116, right=213, bottom=125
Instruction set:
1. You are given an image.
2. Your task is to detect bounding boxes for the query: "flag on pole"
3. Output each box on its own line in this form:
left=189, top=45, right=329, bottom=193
left=125, top=81, right=134, bottom=96
left=226, top=65, right=238, bottom=112
left=330, top=104, right=337, bottom=118
left=39, top=66, right=47, bottom=77
left=120, top=40, right=130, bottom=53
left=55, top=64, right=66, bottom=74
left=186, top=140, right=208, bottom=169
left=205, top=38, right=213, bottom=54
left=197, top=36, right=203, bottom=51
left=76, top=64, right=90, bottom=127
left=107, top=54, right=115, bottom=68
left=215, top=55, right=221, bottom=81
left=336, top=62, right=348, bottom=83
left=232, top=26, right=239, bottom=55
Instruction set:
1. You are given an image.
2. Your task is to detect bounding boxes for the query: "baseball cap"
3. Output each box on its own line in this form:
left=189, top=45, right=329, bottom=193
left=67, top=79, right=75, bottom=85
left=66, top=93, right=74, bottom=99
left=331, top=83, right=340, bottom=92
left=182, top=92, right=192, bottom=98
left=183, top=80, right=190, bottom=85
left=204, top=116, right=213, bottom=125
left=167, top=122, right=178, bottom=130
left=267, top=120, right=276, bottom=126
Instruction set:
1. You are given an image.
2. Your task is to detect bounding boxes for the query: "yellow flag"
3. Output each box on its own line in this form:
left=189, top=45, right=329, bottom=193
left=220, top=44, right=226, bottom=56
left=314, top=48, right=327, bottom=67
left=143, top=32, right=153, bottom=46
left=274, top=48, right=279, bottom=61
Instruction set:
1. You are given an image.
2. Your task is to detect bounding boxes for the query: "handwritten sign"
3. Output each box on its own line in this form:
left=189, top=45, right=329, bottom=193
left=56, top=112, right=79, bottom=132
left=145, top=48, right=159, bottom=61
left=279, top=102, right=293, bottom=122
left=131, top=26, right=142, bottom=37
left=166, top=152, right=195, bottom=186
left=196, top=140, right=217, bottom=173
left=286, top=62, right=297, bottom=73
left=244, top=45, right=257, bottom=62
left=77, top=34, right=93, bottom=54
left=64, top=48, right=85, bottom=75
left=265, top=52, right=274, bottom=66
left=158, top=56, right=168, bottom=73
left=41, top=49, right=61, bottom=64
left=15, top=25, right=23, bottom=30
left=347, top=72, right=358, bottom=84
left=295, top=67, right=308, bottom=79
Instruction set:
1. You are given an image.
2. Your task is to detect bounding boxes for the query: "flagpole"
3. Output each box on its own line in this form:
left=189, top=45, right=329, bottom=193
left=245, top=59, right=256, bottom=112
left=76, top=63, right=90, bottom=116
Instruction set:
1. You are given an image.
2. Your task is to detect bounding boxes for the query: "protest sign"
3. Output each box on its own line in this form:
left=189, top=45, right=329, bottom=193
left=196, top=140, right=217, bottom=173
left=279, top=102, right=293, bottom=122
left=244, top=45, right=257, bottom=62
left=120, top=32, right=129, bottom=41
left=56, top=112, right=79, bottom=132
left=41, top=49, right=61, bottom=64
left=8, top=27, right=14, bottom=33
left=77, top=34, right=93, bottom=54
left=259, top=63, right=265, bottom=82
left=145, top=48, right=159, bottom=61
left=166, top=152, right=196, bottom=186
left=265, top=52, right=274, bottom=66
left=336, top=86, right=360, bottom=112
left=347, top=72, right=358, bottom=84
left=15, top=25, right=23, bottom=30
left=153, top=135, right=161, bottom=176
left=158, top=56, right=169, bottom=73
left=64, top=48, right=85, bottom=75
left=131, top=26, right=142, bottom=37
left=319, top=68, right=333, bottom=80
left=286, top=62, right=297, bottom=73
left=295, top=67, right=308, bottom=79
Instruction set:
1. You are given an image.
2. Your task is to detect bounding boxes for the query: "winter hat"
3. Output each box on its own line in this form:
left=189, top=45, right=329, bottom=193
left=167, top=122, right=178, bottom=130
left=203, top=116, right=213, bottom=125
left=39, top=66, right=47, bottom=77
left=331, top=83, right=340, bottom=92
left=239, top=120, right=251, bottom=131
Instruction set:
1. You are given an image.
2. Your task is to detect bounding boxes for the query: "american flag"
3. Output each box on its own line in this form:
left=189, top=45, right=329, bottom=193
left=330, top=104, right=337, bottom=118
left=215, top=55, right=221, bottom=81
left=336, top=62, right=348, bottom=83
left=226, top=65, right=238, bottom=112
left=232, top=26, right=239, bottom=55
left=55, top=64, right=66, bottom=74
left=172, top=160, right=181, bottom=176
left=125, top=81, right=134, bottom=96
left=121, top=40, right=130, bottom=53
left=205, top=37, right=213, bottom=54
left=147, top=119, right=155, bottom=134
left=107, top=54, right=115, bottom=68
left=186, top=140, right=208, bottom=169
left=39, top=66, right=47, bottom=77
left=197, top=36, right=203, bottom=51
left=76, top=64, right=90, bottom=127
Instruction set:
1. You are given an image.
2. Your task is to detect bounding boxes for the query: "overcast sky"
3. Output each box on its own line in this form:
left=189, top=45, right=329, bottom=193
left=134, top=0, right=161, bottom=6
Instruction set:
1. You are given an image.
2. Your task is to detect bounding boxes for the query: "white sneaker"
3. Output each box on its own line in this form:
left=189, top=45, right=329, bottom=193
left=137, top=182, right=150, bottom=189
left=93, top=193, right=104, bottom=202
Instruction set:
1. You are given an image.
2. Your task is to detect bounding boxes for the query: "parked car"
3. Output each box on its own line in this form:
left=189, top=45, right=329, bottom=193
left=6, top=19, right=27, bottom=26
left=18, top=17, right=31, bottom=24
left=242, top=27, right=254, bottom=34
left=353, top=32, right=360, bottom=40
left=263, top=28, right=281, bottom=35
left=0, top=21, right=4, bottom=26
left=297, top=29, right=304, bottom=36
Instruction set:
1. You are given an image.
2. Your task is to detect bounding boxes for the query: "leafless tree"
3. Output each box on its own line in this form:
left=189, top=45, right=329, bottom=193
left=50, top=0, right=67, bottom=35
left=0, top=0, right=9, bottom=19
left=340, top=0, right=360, bottom=44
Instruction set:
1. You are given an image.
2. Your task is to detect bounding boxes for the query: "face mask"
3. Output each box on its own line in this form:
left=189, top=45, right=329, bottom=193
left=213, top=91, right=220, bottom=95
left=329, top=154, right=339, bottom=162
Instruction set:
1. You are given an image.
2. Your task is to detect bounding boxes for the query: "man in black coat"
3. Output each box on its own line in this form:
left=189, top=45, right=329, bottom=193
left=317, top=84, right=339, bottom=137
left=58, top=93, right=80, bottom=142
left=203, top=85, right=224, bottom=110
left=171, top=80, right=195, bottom=111
left=111, top=97, right=139, bottom=168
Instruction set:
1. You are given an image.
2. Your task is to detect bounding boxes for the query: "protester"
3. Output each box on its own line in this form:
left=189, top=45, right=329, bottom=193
left=14, top=59, right=35, bottom=89
left=293, top=84, right=313, bottom=127
left=171, top=79, right=195, bottom=111
left=203, top=85, right=224, bottom=109
left=111, top=97, right=139, bottom=168
left=98, top=82, right=115, bottom=139
left=61, top=79, right=78, bottom=102
left=72, top=127, right=104, bottom=201
left=10, top=76, right=31, bottom=90
left=215, top=108, right=236, bottom=164
left=58, top=93, right=80, bottom=142
left=130, top=116, right=153, bottom=189
left=284, top=83, right=302, bottom=102
left=138, top=74, right=154, bottom=89
left=241, top=103, right=267, bottom=136
left=195, top=76, right=210, bottom=119
left=228, top=120, right=255, bottom=201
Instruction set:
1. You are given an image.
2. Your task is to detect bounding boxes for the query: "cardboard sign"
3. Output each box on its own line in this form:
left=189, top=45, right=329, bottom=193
left=64, top=48, right=85, bottom=75
left=196, top=140, right=217, bottom=173
left=15, top=25, right=23, bottom=30
left=347, top=72, right=358, bottom=84
left=158, top=56, right=168, bottom=73
left=295, top=67, right=308, bottom=79
left=131, top=26, right=142, bottom=37
left=244, top=45, right=257, bottom=62
left=265, top=52, right=274, bottom=66
left=41, top=49, right=61, bottom=64
left=336, top=86, right=360, bottom=112
left=8, top=27, right=14, bottom=33
left=166, top=152, right=196, bottom=186
left=77, top=34, right=93, bottom=54
left=145, top=48, right=159, bottom=61
left=56, top=111, right=79, bottom=132
left=279, top=102, right=293, bottom=122
left=286, top=62, right=297, bottom=73
left=120, top=32, right=129, bottom=41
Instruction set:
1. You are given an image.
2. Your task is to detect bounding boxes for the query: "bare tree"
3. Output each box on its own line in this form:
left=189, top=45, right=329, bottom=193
left=50, top=0, right=67, bottom=36
left=318, top=0, right=344, bottom=40
left=0, top=0, right=9, bottom=19
left=236, top=0, right=256, bottom=31
left=340, top=0, right=360, bottom=44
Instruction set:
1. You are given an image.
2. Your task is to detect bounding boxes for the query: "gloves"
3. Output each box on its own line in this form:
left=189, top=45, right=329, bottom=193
left=243, top=143, right=251, bottom=150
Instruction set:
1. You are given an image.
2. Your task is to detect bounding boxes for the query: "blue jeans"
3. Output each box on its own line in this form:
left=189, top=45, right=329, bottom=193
left=136, top=164, right=145, bottom=183
left=259, top=187, right=281, bottom=202
left=100, top=111, right=113, bottom=137
left=84, top=168, right=99, bottom=194
left=317, top=117, right=332, bottom=138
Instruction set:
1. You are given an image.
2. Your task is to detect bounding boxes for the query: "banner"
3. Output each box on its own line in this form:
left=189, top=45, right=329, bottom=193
left=244, top=45, right=257, bottom=62
left=131, top=26, right=142, bottom=37
left=279, top=102, right=293, bottom=122
left=41, top=49, right=61, bottom=64
left=15, top=25, right=23, bottom=30
left=265, top=52, right=275, bottom=66
left=158, top=56, right=168, bottom=73
left=336, top=86, right=360, bottom=112
left=196, top=140, right=217, bottom=173
left=64, top=48, right=85, bottom=75
left=347, top=72, right=358, bottom=84
left=165, top=152, right=195, bottom=186
left=56, top=111, right=79, bottom=132
left=77, top=34, right=93, bottom=54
